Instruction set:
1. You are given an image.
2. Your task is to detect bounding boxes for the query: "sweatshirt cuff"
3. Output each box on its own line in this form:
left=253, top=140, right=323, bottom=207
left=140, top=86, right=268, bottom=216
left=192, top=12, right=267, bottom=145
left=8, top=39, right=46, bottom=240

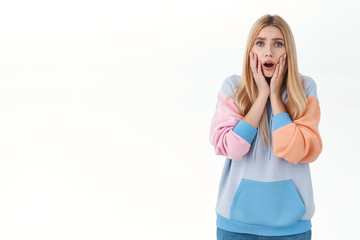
left=272, top=112, right=292, bottom=132
left=232, top=120, right=258, bottom=144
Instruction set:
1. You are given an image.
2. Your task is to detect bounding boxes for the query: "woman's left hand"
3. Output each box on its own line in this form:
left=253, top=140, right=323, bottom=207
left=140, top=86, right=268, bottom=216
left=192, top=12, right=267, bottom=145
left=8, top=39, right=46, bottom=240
left=270, top=54, right=287, bottom=96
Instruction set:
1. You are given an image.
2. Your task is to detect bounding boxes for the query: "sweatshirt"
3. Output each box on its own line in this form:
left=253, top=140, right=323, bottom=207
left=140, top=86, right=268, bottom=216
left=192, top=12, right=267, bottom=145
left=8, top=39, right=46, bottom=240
left=209, top=74, right=322, bottom=236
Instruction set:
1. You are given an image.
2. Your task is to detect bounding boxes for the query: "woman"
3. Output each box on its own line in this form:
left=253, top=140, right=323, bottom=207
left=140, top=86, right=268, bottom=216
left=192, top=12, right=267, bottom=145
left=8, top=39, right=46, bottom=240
left=209, top=14, right=322, bottom=240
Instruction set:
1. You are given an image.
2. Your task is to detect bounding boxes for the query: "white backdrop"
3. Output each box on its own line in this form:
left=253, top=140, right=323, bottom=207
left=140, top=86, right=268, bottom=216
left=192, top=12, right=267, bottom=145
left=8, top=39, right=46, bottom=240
left=0, top=0, right=359, bottom=239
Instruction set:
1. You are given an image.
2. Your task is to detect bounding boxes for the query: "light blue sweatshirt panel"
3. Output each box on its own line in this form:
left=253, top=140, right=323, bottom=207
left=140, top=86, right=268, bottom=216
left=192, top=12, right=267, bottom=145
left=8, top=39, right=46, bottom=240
left=281, top=75, right=320, bottom=104
left=215, top=75, right=316, bottom=236
left=303, top=75, right=320, bottom=103
left=218, top=74, right=240, bottom=98
left=214, top=74, right=238, bottom=112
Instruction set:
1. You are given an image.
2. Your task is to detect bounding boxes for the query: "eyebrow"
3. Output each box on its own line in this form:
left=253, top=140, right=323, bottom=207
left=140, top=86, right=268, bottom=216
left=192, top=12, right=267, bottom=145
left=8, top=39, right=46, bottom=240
left=255, top=37, right=284, bottom=41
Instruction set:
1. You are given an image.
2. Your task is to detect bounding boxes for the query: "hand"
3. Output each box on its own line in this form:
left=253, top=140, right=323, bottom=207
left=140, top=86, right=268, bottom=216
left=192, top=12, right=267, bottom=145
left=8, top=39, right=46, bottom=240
left=250, top=51, right=270, bottom=98
left=270, top=54, right=287, bottom=96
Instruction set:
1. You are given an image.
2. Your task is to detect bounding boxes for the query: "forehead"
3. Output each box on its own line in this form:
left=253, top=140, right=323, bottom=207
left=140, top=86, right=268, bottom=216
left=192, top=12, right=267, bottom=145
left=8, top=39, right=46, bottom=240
left=257, top=26, right=284, bottom=39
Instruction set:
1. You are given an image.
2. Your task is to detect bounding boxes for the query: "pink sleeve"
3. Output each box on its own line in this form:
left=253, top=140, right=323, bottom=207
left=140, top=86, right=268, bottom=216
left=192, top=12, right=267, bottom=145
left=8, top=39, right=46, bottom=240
left=209, top=93, right=257, bottom=160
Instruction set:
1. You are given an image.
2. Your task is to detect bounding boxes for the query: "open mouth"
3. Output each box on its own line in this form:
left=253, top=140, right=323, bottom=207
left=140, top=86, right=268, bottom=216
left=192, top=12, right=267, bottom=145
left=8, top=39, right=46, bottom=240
left=263, top=61, right=275, bottom=70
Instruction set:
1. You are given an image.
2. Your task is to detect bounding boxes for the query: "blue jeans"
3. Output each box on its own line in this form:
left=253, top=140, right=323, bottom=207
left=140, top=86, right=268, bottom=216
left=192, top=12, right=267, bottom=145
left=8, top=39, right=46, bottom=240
left=217, top=228, right=311, bottom=240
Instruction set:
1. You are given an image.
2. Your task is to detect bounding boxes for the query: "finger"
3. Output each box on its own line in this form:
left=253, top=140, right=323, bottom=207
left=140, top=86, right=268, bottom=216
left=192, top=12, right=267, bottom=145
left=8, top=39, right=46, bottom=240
left=283, top=54, right=287, bottom=72
left=278, top=56, right=284, bottom=75
left=273, top=62, right=280, bottom=79
left=250, top=52, right=255, bottom=71
left=257, top=60, right=265, bottom=78
left=251, top=53, right=259, bottom=78
left=280, top=55, right=286, bottom=75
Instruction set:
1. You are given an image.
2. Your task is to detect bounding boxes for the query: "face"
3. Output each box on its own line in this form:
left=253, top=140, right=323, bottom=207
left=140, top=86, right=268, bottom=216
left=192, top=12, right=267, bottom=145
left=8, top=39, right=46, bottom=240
left=251, top=26, right=287, bottom=77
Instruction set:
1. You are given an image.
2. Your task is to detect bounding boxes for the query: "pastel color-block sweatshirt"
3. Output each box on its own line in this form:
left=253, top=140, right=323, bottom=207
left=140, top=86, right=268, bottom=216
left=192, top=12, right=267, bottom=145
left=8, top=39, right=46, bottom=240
left=209, top=75, right=322, bottom=236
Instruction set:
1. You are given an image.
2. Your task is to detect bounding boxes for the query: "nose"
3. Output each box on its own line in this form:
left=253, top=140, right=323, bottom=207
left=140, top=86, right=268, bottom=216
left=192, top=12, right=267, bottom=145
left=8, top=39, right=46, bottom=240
left=265, top=46, right=273, bottom=57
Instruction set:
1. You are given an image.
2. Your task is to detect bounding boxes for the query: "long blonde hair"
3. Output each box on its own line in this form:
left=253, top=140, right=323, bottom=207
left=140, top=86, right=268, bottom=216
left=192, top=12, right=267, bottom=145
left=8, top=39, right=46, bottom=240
left=235, top=14, right=307, bottom=148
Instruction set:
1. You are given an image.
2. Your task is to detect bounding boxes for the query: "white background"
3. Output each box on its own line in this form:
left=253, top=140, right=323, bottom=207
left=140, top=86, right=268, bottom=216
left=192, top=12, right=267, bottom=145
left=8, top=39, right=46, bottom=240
left=0, top=0, right=359, bottom=239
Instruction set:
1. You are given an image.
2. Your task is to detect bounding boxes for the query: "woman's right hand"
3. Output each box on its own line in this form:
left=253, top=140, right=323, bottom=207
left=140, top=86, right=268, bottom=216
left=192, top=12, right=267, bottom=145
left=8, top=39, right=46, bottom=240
left=250, top=51, right=270, bottom=98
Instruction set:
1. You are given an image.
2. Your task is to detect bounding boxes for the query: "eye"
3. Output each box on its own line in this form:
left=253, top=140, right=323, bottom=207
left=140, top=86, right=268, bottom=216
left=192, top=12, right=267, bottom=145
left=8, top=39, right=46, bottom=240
left=255, top=41, right=264, bottom=46
left=275, top=42, right=283, bottom=47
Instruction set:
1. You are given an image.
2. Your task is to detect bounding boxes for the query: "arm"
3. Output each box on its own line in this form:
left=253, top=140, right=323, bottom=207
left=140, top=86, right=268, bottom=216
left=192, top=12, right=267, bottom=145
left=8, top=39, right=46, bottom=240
left=243, top=94, right=269, bottom=129
left=270, top=94, right=286, bottom=116
left=269, top=58, right=322, bottom=164
left=209, top=94, right=257, bottom=160
left=209, top=78, right=267, bottom=160
left=272, top=95, right=323, bottom=164
left=210, top=54, right=270, bottom=160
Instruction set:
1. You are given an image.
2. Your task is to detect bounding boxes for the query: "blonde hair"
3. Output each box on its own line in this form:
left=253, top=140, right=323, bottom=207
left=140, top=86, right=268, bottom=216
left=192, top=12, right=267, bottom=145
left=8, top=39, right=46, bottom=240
left=235, top=14, right=307, bottom=148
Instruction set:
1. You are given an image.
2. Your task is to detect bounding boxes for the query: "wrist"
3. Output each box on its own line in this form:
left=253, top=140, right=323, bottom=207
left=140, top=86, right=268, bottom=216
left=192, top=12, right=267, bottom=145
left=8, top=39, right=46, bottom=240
left=256, top=93, right=269, bottom=103
left=258, top=90, right=269, bottom=97
left=270, top=92, right=281, bottom=98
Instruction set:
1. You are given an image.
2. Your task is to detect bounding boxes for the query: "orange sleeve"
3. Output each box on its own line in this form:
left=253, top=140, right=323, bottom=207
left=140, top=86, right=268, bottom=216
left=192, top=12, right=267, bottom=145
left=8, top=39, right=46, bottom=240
left=272, top=96, right=323, bottom=164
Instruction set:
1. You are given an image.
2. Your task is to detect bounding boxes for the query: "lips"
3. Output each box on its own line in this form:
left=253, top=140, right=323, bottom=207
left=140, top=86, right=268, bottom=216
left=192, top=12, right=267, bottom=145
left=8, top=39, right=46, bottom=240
left=263, top=61, right=275, bottom=71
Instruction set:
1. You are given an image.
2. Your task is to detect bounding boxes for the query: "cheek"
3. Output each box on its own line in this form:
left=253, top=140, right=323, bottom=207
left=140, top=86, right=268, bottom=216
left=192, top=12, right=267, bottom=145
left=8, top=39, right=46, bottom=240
left=276, top=51, right=286, bottom=62
left=279, top=49, right=286, bottom=58
left=251, top=47, right=260, bottom=56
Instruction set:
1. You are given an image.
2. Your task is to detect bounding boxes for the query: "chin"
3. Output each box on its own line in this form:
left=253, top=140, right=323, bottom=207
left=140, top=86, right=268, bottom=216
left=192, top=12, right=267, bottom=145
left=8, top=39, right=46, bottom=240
left=264, top=71, right=274, bottom=78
